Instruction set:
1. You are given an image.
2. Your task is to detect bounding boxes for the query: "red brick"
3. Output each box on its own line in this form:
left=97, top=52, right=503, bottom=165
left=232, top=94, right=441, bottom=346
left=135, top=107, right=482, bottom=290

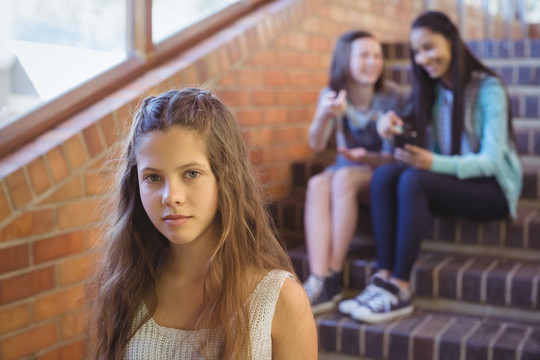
left=46, top=146, right=70, bottom=182
left=277, top=90, right=300, bottom=105
left=218, top=73, right=236, bottom=86
left=0, top=304, right=30, bottom=335
left=236, top=70, right=265, bottom=86
left=86, top=171, right=107, bottom=196
left=276, top=127, right=302, bottom=143
left=276, top=51, right=301, bottom=67
left=36, top=340, right=86, bottom=360
left=288, top=108, right=314, bottom=124
left=5, top=168, right=33, bottom=209
left=0, top=184, right=12, bottom=223
left=264, top=108, right=288, bottom=124
left=86, top=227, right=104, bottom=249
left=311, top=72, right=328, bottom=87
left=287, top=71, right=312, bottom=86
left=235, top=110, right=264, bottom=127
left=1, top=322, right=57, bottom=360
left=0, top=244, right=29, bottom=274
left=287, top=33, right=310, bottom=50
left=59, top=254, right=90, bottom=285
left=287, top=143, right=310, bottom=160
left=83, top=123, right=105, bottom=158
left=99, top=114, right=118, bottom=148
left=251, top=90, right=275, bottom=105
left=0, top=209, right=54, bottom=242
left=248, top=128, right=275, bottom=146
left=249, top=149, right=266, bottom=166
left=33, top=285, right=84, bottom=321
left=215, top=46, right=231, bottom=74
left=61, top=308, right=87, bottom=339
left=41, top=175, right=83, bottom=204
left=64, top=134, right=89, bottom=170
left=57, top=198, right=103, bottom=230
left=265, top=71, right=288, bottom=86
left=0, top=267, right=55, bottom=304
left=300, top=53, right=321, bottom=68
left=179, top=64, right=201, bottom=85
left=249, top=50, right=276, bottom=66
left=27, top=157, right=52, bottom=196
left=34, top=232, right=85, bottom=264
left=266, top=164, right=290, bottom=182
left=218, top=90, right=251, bottom=107
left=309, top=35, right=332, bottom=51
left=300, top=90, right=319, bottom=104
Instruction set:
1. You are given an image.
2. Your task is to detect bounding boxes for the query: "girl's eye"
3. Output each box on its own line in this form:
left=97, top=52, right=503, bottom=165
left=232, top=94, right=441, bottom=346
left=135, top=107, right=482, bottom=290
left=145, top=174, right=161, bottom=183
left=186, top=170, right=201, bottom=179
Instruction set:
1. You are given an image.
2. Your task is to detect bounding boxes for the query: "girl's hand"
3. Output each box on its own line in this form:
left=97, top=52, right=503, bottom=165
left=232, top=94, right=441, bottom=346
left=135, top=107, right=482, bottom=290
left=377, top=110, right=404, bottom=139
left=338, top=147, right=392, bottom=166
left=320, top=89, right=347, bottom=118
left=394, top=144, right=433, bottom=170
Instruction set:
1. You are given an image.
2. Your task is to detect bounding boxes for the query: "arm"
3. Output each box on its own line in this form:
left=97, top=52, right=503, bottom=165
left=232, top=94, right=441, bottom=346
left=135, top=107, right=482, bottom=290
left=272, top=278, right=318, bottom=359
left=430, top=77, right=508, bottom=179
left=308, top=89, right=346, bottom=152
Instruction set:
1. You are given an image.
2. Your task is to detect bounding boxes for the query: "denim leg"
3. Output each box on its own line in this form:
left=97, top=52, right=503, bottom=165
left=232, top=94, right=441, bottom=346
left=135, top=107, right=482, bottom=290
left=370, top=162, right=408, bottom=272
left=391, top=169, right=509, bottom=281
left=392, top=169, right=432, bottom=281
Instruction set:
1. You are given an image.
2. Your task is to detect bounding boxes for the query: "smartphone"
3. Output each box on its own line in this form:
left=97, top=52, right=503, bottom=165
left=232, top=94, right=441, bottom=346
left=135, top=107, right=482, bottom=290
left=394, top=124, right=417, bottom=148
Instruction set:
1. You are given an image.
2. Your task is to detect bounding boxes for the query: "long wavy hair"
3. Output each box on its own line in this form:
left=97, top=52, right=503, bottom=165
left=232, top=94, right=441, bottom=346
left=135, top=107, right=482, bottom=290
left=329, top=30, right=385, bottom=94
left=88, top=88, right=296, bottom=359
left=409, top=11, right=515, bottom=153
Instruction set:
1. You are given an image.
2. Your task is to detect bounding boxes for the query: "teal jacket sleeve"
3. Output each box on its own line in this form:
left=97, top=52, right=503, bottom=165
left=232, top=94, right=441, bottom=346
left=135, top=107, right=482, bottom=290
left=430, top=77, right=508, bottom=178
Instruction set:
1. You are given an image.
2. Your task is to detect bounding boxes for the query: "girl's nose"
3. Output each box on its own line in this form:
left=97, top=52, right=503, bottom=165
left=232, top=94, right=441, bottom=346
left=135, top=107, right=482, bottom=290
left=162, top=182, right=185, bottom=206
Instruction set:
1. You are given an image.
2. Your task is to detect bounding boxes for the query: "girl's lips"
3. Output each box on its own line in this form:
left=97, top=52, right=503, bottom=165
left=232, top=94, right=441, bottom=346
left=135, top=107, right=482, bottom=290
left=163, top=215, right=191, bottom=226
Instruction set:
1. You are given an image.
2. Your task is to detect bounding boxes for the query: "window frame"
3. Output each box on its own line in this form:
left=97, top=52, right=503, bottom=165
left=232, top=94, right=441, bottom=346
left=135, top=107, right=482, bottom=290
left=0, top=0, right=267, bottom=158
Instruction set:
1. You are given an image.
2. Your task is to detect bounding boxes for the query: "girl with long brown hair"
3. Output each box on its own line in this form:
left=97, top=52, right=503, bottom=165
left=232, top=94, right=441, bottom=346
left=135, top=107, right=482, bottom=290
left=88, top=88, right=317, bottom=359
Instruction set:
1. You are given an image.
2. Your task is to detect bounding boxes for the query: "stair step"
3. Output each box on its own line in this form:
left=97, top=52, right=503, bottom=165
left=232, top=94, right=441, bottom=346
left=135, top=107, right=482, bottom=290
left=315, top=310, right=540, bottom=359
left=290, top=246, right=540, bottom=312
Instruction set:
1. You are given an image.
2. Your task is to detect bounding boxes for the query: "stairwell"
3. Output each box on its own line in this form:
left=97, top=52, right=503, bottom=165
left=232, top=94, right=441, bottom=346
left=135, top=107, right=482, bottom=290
left=272, top=38, right=540, bottom=360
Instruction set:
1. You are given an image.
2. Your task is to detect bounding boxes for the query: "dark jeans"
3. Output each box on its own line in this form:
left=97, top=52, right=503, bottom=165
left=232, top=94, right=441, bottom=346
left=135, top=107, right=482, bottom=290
left=370, top=162, right=509, bottom=281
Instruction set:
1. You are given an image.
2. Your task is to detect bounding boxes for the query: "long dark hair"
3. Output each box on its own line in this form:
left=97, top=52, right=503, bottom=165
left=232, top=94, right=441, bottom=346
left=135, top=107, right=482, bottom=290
left=88, top=88, right=296, bottom=359
left=329, top=30, right=384, bottom=94
left=409, top=11, right=515, bottom=153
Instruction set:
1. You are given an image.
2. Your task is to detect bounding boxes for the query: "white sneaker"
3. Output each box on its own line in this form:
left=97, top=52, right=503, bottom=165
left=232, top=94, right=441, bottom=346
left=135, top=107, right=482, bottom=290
left=350, top=281, right=414, bottom=324
left=338, top=283, right=382, bottom=315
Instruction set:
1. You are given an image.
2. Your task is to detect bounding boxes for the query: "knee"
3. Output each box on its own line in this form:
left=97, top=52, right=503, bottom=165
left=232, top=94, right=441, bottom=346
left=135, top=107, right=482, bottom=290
left=397, top=169, right=426, bottom=198
left=331, top=168, right=361, bottom=194
left=371, top=163, right=404, bottom=195
left=306, top=172, right=331, bottom=197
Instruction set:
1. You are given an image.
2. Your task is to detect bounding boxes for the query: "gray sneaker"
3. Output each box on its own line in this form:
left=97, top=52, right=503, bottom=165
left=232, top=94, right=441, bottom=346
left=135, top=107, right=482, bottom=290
left=303, top=273, right=343, bottom=314
left=350, top=281, right=414, bottom=324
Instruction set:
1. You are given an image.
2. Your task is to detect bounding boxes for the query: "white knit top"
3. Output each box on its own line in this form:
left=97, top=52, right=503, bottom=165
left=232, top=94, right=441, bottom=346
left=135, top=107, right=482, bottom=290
left=125, top=270, right=294, bottom=359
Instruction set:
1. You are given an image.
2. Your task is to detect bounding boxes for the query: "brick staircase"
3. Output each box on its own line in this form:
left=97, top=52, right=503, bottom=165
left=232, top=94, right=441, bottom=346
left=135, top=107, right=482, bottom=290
left=272, top=39, right=540, bottom=360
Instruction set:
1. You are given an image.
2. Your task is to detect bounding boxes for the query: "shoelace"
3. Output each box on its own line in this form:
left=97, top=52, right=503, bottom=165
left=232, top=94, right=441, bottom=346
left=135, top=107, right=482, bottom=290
left=365, top=288, right=398, bottom=312
left=355, top=284, right=380, bottom=303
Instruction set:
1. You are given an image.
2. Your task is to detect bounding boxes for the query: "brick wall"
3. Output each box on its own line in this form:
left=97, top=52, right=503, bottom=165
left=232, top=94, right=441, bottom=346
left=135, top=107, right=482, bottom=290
left=0, top=0, right=523, bottom=358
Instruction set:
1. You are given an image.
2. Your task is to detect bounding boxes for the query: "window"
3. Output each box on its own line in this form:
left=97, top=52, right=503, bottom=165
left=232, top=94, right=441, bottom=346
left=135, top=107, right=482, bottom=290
left=0, top=0, right=260, bottom=158
left=0, top=0, right=127, bottom=130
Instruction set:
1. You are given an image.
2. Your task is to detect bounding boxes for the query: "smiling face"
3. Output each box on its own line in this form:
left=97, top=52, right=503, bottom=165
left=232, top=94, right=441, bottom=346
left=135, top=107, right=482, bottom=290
left=410, top=27, right=452, bottom=85
left=136, top=126, right=219, bottom=247
left=348, top=37, right=384, bottom=86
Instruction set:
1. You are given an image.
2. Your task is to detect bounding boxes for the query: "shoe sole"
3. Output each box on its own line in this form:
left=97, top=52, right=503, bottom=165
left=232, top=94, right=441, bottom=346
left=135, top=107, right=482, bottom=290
left=351, top=305, right=414, bottom=324
left=311, top=293, right=344, bottom=315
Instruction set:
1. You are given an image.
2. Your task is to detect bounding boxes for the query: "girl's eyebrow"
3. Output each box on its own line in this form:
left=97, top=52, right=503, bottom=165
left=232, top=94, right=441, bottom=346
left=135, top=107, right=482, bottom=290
left=139, top=162, right=209, bottom=173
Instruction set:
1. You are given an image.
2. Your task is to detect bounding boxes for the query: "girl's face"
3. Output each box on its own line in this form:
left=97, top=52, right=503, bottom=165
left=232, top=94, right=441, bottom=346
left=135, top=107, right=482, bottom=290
left=136, top=126, right=219, bottom=247
left=410, top=27, right=452, bottom=84
left=349, top=37, right=383, bottom=86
